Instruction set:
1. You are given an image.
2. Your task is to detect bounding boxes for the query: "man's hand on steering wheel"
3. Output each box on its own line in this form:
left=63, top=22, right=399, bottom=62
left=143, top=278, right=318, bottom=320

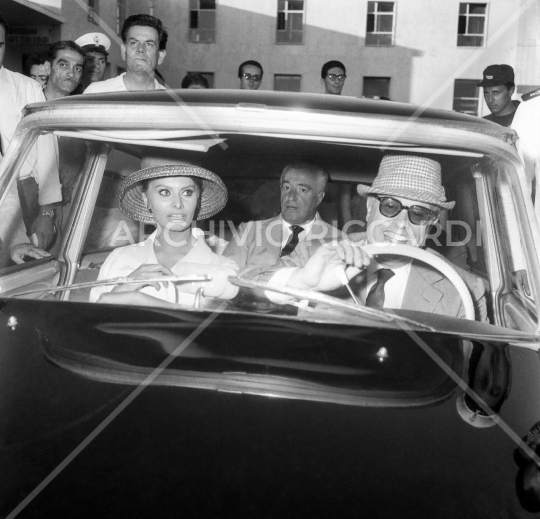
left=287, top=241, right=371, bottom=292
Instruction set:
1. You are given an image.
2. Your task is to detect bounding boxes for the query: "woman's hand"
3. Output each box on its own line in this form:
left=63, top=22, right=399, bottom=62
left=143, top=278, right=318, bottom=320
left=112, top=263, right=174, bottom=293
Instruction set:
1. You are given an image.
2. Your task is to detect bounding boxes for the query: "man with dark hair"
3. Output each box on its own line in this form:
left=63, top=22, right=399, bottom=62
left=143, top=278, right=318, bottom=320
left=85, top=14, right=167, bottom=93
left=238, top=60, right=263, bottom=90
left=74, top=32, right=111, bottom=92
left=43, top=41, right=85, bottom=100
left=477, top=64, right=519, bottom=127
left=181, top=72, right=209, bottom=89
left=223, top=161, right=340, bottom=269
left=28, top=53, right=49, bottom=87
left=0, top=11, right=61, bottom=258
left=321, top=60, right=347, bottom=95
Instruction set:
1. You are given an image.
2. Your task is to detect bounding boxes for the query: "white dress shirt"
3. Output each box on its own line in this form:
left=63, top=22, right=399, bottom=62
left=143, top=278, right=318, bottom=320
left=364, top=260, right=412, bottom=309
left=280, top=215, right=317, bottom=248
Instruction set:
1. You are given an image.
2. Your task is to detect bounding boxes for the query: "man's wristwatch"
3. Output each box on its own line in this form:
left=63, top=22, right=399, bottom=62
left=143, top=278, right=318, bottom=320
left=40, top=209, right=55, bottom=218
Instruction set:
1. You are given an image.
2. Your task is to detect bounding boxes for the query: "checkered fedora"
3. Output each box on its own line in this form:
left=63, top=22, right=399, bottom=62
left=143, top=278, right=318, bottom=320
left=357, top=154, right=455, bottom=210
left=119, top=155, right=227, bottom=223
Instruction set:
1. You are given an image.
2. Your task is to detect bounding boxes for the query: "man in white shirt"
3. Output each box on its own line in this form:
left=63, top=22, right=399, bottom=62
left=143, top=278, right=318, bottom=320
left=222, top=161, right=342, bottom=270
left=254, top=154, right=487, bottom=321
left=511, top=87, right=540, bottom=223
left=84, top=14, right=167, bottom=94
left=0, top=12, right=61, bottom=263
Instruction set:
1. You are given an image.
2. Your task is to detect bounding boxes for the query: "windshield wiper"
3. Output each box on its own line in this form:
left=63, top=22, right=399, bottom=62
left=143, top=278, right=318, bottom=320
left=9, top=275, right=211, bottom=298
left=230, top=276, right=435, bottom=332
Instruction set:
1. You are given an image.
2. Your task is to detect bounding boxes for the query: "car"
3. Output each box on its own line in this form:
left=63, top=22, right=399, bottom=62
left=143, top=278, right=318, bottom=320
left=0, top=89, right=539, bottom=518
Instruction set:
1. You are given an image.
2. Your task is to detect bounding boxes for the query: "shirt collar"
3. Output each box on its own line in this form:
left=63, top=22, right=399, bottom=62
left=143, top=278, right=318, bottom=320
left=281, top=212, right=319, bottom=235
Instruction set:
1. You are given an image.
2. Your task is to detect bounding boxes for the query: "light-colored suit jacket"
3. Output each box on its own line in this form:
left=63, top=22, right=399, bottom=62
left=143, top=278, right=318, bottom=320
left=243, top=247, right=488, bottom=322
left=222, top=214, right=342, bottom=270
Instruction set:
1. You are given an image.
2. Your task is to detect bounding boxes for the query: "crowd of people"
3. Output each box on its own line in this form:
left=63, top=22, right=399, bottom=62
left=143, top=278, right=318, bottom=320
left=0, top=11, right=537, bottom=321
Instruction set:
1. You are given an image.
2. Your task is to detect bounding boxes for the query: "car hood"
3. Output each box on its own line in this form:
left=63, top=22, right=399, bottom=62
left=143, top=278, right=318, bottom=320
left=1, top=299, right=540, bottom=517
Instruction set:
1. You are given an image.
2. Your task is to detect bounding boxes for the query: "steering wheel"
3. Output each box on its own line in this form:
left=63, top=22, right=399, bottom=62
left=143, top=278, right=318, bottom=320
left=360, top=243, right=476, bottom=321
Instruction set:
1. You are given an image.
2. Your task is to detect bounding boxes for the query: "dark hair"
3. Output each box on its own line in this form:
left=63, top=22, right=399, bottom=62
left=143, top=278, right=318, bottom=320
left=28, top=52, right=48, bottom=67
left=0, top=12, right=7, bottom=34
left=121, top=14, right=168, bottom=51
left=47, top=41, right=85, bottom=64
left=321, top=60, right=346, bottom=79
left=181, top=73, right=209, bottom=89
left=281, top=161, right=329, bottom=192
left=505, top=82, right=515, bottom=90
left=238, top=60, right=263, bottom=79
left=140, top=175, right=203, bottom=219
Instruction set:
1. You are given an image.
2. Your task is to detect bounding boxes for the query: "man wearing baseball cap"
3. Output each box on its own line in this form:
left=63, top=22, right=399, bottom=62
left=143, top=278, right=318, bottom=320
left=248, top=154, right=487, bottom=321
left=477, top=64, right=520, bottom=127
left=73, top=32, right=111, bottom=93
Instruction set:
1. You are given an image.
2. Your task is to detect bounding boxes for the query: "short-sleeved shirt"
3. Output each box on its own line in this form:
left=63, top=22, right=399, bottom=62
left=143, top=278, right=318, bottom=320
left=83, top=73, right=166, bottom=94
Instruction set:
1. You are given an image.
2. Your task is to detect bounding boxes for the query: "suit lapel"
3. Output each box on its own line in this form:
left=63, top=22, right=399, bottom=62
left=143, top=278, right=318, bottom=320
left=402, top=261, right=444, bottom=313
left=261, top=216, right=283, bottom=259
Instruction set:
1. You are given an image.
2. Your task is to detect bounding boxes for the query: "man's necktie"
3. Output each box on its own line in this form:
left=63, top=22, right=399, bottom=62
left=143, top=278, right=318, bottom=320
left=280, top=225, right=304, bottom=257
left=366, top=269, right=395, bottom=308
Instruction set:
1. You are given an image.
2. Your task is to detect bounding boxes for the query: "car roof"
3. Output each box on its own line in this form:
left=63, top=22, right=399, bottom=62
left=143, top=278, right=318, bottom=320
left=26, top=88, right=502, bottom=134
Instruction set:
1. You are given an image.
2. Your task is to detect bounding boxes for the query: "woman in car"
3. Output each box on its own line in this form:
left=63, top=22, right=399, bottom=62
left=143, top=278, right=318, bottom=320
left=90, top=156, right=239, bottom=307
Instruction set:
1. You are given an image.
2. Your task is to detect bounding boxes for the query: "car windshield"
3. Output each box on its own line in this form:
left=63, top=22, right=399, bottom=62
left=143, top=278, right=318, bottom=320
left=0, top=100, right=538, bottom=341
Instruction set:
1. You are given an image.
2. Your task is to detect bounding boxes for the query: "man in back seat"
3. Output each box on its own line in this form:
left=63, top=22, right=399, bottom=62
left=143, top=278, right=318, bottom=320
left=222, top=161, right=342, bottom=269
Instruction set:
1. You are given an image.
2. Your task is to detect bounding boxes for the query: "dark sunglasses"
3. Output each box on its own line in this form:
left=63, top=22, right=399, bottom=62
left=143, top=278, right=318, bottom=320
left=372, top=195, right=439, bottom=225
left=241, top=73, right=261, bottom=82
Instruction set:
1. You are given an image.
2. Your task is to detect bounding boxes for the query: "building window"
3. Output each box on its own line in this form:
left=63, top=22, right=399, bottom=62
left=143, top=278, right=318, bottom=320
left=116, top=0, right=126, bottom=34
left=190, top=0, right=216, bottom=43
left=274, top=74, right=301, bottom=92
left=188, top=71, right=214, bottom=88
left=366, top=2, right=395, bottom=46
left=453, top=79, right=480, bottom=115
left=457, top=3, right=487, bottom=47
left=363, top=77, right=391, bottom=99
left=276, top=1, right=305, bottom=44
left=88, top=0, right=99, bottom=24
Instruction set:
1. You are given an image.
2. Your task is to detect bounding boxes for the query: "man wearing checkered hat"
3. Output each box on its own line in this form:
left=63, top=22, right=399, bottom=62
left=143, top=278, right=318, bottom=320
left=251, top=154, right=487, bottom=321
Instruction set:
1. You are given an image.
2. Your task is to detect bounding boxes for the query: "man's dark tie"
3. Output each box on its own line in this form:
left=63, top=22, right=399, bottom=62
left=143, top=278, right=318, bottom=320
left=280, top=225, right=304, bottom=257
left=366, top=269, right=395, bottom=308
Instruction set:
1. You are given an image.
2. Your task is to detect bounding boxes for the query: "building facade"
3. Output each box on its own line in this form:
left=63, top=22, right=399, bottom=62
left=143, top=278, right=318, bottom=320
left=2, top=0, right=539, bottom=117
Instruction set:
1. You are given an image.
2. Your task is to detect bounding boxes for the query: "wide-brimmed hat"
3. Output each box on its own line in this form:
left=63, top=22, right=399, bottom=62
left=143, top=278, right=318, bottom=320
left=455, top=393, right=499, bottom=428
left=357, top=154, right=455, bottom=210
left=119, top=155, right=227, bottom=223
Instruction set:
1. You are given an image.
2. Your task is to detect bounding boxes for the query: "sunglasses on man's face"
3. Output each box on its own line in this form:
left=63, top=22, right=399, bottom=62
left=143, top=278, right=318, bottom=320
left=242, top=73, right=261, bottom=82
left=326, top=73, right=347, bottom=82
left=372, top=195, right=439, bottom=225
